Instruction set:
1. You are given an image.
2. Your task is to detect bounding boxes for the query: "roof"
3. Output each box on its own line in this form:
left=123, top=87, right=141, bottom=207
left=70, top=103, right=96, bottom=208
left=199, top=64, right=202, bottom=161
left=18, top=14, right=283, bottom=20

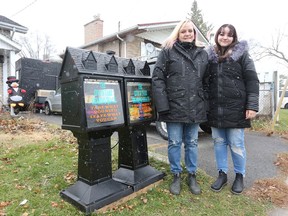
left=0, top=33, right=22, bottom=54
left=80, top=21, right=180, bottom=49
left=60, top=47, right=150, bottom=81
left=0, top=15, right=28, bottom=33
left=80, top=20, right=209, bottom=49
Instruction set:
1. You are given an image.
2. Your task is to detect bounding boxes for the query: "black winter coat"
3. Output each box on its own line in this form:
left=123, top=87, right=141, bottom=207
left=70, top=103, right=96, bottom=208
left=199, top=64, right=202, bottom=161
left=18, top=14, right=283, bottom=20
left=205, top=41, right=259, bottom=128
left=152, top=41, right=208, bottom=123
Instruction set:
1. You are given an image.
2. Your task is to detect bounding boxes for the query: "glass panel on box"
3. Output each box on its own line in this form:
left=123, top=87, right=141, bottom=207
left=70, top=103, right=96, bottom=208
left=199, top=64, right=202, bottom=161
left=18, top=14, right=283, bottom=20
left=84, top=78, right=124, bottom=129
left=126, top=81, right=154, bottom=123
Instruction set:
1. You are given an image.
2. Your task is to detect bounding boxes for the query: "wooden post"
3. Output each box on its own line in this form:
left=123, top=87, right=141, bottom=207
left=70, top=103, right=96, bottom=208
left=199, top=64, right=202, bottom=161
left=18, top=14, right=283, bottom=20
left=270, top=78, right=288, bottom=132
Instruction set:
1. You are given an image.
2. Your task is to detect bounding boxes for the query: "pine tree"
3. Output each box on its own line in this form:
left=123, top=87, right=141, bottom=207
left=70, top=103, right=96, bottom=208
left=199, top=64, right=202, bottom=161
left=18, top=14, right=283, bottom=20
left=188, top=0, right=213, bottom=39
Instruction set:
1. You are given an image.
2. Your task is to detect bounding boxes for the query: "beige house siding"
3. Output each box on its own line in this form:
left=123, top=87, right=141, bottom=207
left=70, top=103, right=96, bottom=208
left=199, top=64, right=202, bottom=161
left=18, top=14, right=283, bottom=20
left=84, top=36, right=144, bottom=59
left=85, top=42, right=119, bottom=55
left=126, top=37, right=142, bottom=59
left=101, top=41, right=121, bottom=55
left=85, top=44, right=100, bottom=52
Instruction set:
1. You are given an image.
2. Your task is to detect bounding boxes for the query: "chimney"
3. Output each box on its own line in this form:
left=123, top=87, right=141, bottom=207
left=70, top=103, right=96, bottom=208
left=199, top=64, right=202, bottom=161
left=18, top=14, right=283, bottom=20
left=84, top=14, right=103, bottom=45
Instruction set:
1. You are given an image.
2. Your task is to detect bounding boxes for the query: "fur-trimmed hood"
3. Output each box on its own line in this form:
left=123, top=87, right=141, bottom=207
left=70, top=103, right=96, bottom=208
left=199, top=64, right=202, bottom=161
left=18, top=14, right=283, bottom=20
left=206, top=40, right=249, bottom=63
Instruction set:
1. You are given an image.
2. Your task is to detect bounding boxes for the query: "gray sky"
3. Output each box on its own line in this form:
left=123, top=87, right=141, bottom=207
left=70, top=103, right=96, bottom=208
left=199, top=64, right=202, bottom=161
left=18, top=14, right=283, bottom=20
left=1, top=0, right=287, bottom=76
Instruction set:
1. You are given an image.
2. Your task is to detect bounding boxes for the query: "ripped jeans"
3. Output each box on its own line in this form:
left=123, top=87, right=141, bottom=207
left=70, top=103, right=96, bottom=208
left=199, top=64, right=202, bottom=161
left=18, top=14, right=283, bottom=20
left=166, top=122, right=199, bottom=174
left=211, top=127, right=246, bottom=176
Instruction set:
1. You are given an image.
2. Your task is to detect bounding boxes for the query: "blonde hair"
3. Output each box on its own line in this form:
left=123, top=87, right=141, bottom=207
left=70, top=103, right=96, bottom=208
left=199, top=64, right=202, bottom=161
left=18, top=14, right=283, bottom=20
left=162, top=19, right=199, bottom=49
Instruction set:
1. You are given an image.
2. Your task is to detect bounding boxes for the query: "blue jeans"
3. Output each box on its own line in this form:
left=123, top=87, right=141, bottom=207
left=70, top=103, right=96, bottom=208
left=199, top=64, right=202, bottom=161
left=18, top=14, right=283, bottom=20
left=167, top=122, right=199, bottom=174
left=211, top=127, right=246, bottom=176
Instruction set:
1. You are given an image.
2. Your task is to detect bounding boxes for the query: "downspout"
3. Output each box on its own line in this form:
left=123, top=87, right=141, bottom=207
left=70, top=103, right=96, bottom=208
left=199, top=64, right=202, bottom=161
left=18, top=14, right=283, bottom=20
left=116, top=34, right=126, bottom=58
left=11, top=27, right=16, bottom=39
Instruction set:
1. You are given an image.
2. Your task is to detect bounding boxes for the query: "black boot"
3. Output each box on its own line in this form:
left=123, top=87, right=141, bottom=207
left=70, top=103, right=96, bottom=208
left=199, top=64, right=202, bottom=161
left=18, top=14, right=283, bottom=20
left=188, top=173, right=201, bottom=195
left=170, top=173, right=181, bottom=195
left=211, top=170, right=227, bottom=192
left=231, top=173, right=244, bottom=195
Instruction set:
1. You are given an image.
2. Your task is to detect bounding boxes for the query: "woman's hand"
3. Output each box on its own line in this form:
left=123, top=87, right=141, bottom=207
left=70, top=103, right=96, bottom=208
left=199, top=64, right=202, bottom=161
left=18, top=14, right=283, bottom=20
left=246, top=110, right=257, bottom=119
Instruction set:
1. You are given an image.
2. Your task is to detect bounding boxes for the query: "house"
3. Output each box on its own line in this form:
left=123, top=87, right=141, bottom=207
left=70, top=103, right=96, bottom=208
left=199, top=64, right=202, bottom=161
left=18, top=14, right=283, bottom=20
left=0, top=15, right=28, bottom=107
left=80, top=15, right=209, bottom=61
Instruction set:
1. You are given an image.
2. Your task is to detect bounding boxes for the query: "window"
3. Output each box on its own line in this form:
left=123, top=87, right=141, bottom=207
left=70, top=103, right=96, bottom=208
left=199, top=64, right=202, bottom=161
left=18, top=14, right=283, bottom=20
left=279, top=91, right=288, bottom=97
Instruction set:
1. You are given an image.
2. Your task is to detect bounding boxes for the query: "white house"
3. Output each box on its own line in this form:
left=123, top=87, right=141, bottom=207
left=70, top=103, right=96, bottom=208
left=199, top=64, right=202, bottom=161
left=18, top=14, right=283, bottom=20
left=0, top=15, right=28, bottom=107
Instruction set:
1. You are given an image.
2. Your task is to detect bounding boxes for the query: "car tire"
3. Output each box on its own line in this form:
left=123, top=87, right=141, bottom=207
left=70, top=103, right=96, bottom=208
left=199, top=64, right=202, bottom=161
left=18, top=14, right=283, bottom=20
left=44, top=104, right=51, bottom=115
left=285, top=103, right=288, bottom=109
left=155, top=121, right=168, bottom=140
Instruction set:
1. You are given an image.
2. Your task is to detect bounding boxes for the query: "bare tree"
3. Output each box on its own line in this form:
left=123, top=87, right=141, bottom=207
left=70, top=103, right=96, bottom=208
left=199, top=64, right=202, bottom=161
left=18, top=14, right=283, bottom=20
left=259, top=27, right=288, bottom=69
left=43, top=35, right=54, bottom=60
left=258, top=26, right=288, bottom=131
left=247, top=39, right=264, bottom=62
left=16, top=31, right=57, bottom=60
left=279, top=74, right=288, bottom=89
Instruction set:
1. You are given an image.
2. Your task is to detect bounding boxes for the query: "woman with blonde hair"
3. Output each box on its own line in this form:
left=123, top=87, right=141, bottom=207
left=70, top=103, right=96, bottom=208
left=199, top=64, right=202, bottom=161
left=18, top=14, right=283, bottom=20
left=152, top=19, right=208, bottom=195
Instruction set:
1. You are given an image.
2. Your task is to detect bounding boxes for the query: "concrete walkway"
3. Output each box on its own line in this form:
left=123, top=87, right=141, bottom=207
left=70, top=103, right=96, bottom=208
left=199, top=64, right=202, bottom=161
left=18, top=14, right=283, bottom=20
left=147, top=130, right=288, bottom=215
left=148, top=131, right=288, bottom=188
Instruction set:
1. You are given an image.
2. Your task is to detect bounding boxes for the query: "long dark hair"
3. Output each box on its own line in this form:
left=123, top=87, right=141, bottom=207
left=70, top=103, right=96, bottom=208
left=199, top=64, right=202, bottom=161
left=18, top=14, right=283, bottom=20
left=214, top=24, right=238, bottom=62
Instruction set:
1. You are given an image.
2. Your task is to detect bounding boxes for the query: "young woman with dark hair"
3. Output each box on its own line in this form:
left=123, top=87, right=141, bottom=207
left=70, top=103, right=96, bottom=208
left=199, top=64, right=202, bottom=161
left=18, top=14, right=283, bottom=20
left=206, top=24, right=259, bottom=195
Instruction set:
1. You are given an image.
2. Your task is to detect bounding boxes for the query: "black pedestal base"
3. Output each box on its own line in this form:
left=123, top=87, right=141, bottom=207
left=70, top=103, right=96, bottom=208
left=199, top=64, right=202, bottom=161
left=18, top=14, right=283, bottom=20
left=113, top=165, right=165, bottom=191
left=60, top=179, right=133, bottom=214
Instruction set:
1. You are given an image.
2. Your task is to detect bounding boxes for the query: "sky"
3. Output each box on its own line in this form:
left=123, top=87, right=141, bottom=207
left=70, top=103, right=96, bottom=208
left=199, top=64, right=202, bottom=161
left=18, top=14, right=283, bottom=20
left=1, top=0, right=288, bottom=77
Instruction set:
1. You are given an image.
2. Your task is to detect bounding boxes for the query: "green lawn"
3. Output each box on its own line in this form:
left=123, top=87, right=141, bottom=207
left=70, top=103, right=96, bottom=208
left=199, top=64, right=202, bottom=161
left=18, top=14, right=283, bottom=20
left=251, top=108, right=288, bottom=134
left=0, top=136, right=272, bottom=215
left=273, top=108, right=288, bottom=133
left=279, top=108, right=288, bottom=121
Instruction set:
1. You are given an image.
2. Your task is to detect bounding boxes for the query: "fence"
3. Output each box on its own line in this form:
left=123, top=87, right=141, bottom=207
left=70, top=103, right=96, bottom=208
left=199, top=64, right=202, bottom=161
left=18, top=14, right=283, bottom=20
left=258, top=82, right=274, bottom=119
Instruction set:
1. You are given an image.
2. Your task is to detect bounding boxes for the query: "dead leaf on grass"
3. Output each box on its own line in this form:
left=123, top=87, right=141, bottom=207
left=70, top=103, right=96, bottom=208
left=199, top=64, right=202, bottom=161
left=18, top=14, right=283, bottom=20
left=0, top=115, right=76, bottom=149
left=246, top=170, right=288, bottom=207
left=15, top=184, right=26, bottom=190
left=245, top=153, right=288, bottom=208
left=0, top=201, right=12, bottom=208
left=274, top=153, right=288, bottom=175
left=51, top=201, right=58, bottom=207
left=64, top=172, right=77, bottom=183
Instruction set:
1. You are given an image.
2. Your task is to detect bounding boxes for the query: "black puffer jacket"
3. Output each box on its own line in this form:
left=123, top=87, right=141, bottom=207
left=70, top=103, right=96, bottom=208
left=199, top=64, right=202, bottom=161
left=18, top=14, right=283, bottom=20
left=152, top=41, right=208, bottom=123
left=205, top=41, right=259, bottom=128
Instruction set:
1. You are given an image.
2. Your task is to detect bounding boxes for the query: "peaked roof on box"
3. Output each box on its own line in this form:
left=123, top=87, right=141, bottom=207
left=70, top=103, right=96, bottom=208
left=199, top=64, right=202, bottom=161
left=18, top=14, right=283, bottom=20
left=61, top=47, right=148, bottom=78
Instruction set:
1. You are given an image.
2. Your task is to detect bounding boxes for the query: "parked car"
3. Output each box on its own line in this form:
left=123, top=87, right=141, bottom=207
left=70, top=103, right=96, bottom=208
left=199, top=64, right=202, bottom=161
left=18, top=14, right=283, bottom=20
left=44, top=88, right=62, bottom=115
left=154, top=120, right=211, bottom=140
left=279, top=90, right=288, bottom=109
left=33, top=89, right=55, bottom=113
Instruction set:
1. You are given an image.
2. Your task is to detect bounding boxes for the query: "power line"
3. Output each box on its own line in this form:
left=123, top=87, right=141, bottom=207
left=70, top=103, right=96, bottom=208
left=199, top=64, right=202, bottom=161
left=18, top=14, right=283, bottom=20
left=11, top=0, right=38, bottom=18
